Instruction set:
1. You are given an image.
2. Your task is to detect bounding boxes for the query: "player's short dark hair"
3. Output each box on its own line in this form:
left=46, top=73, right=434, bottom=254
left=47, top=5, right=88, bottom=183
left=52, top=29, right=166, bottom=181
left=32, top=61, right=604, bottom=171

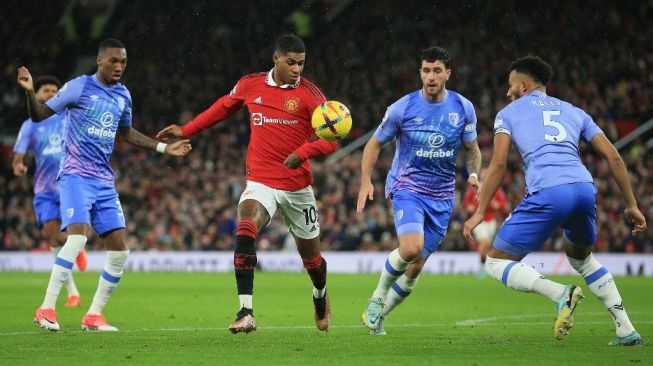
left=34, top=75, right=61, bottom=92
left=98, top=38, right=125, bottom=53
left=274, top=34, right=305, bottom=54
left=421, top=46, right=450, bottom=69
left=509, top=55, right=554, bottom=86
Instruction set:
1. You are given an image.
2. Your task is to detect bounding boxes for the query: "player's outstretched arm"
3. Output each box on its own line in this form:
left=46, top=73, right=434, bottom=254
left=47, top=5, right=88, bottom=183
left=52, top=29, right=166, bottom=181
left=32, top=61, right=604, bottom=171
left=590, top=133, right=647, bottom=234
left=17, top=67, right=55, bottom=122
left=463, top=133, right=511, bottom=243
left=356, top=137, right=383, bottom=213
left=119, top=127, right=191, bottom=156
left=12, top=153, right=27, bottom=176
left=156, top=124, right=184, bottom=140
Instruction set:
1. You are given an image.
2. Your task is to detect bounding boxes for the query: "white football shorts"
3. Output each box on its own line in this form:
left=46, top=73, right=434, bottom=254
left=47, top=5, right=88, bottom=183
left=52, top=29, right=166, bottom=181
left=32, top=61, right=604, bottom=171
left=238, top=180, right=320, bottom=239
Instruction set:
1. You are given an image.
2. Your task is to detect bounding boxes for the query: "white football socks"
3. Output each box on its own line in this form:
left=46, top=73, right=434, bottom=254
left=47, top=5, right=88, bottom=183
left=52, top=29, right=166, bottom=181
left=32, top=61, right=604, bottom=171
left=239, top=295, right=253, bottom=309
left=88, top=250, right=129, bottom=315
left=42, top=235, right=87, bottom=309
left=382, top=274, right=419, bottom=317
left=51, top=246, right=79, bottom=297
left=372, top=249, right=410, bottom=300
left=567, top=254, right=635, bottom=337
left=485, top=256, right=564, bottom=301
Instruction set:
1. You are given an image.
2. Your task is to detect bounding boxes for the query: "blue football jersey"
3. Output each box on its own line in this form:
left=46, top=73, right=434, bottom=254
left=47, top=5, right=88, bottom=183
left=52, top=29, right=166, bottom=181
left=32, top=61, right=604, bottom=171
left=13, top=114, right=66, bottom=194
left=494, top=90, right=603, bottom=193
left=374, top=89, right=477, bottom=200
left=46, top=74, right=132, bottom=183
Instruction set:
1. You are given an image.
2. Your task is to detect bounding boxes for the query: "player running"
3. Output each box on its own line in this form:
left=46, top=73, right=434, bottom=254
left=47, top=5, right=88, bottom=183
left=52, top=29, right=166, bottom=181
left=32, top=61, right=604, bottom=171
left=358, top=46, right=482, bottom=335
left=13, top=75, right=87, bottom=308
left=157, top=34, right=336, bottom=333
left=464, top=55, right=645, bottom=346
left=18, top=38, right=191, bottom=332
left=462, top=168, right=510, bottom=278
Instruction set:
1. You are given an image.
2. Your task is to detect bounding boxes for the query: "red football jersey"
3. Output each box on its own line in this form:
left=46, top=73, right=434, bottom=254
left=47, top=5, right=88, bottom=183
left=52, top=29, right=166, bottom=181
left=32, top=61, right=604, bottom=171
left=463, top=185, right=510, bottom=222
left=181, top=70, right=337, bottom=191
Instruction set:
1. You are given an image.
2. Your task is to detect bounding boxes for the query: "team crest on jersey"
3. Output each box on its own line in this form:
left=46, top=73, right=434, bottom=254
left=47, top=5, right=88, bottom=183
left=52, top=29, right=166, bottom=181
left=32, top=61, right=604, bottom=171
left=448, top=112, right=460, bottom=127
left=284, top=97, right=300, bottom=113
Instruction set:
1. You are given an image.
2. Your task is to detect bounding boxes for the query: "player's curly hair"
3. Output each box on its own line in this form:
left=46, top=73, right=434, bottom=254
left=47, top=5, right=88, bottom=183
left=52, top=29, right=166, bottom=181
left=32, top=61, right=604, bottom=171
left=509, top=55, right=553, bottom=85
left=421, top=46, right=450, bottom=69
left=34, top=75, right=61, bottom=92
left=274, top=34, right=305, bottom=54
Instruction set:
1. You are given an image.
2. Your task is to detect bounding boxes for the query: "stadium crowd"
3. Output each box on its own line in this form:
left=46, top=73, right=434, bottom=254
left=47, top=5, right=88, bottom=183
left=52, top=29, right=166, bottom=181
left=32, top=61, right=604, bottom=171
left=1, top=1, right=652, bottom=252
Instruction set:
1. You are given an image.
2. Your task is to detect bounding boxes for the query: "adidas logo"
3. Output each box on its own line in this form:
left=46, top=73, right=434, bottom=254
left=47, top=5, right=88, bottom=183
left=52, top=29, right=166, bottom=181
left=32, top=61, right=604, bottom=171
left=309, top=225, right=317, bottom=232
left=254, top=96, right=262, bottom=104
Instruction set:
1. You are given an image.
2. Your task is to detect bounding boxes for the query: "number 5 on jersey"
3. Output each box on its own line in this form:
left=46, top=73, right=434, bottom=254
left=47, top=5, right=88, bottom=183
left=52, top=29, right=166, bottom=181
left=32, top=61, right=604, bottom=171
left=543, top=110, right=567, bottom=142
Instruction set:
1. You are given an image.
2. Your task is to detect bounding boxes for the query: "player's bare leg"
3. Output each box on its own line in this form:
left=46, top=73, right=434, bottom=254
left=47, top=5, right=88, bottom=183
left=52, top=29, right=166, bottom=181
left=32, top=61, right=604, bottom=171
left=296, top=235, right=330, bottom=331
left=35, top=223, right=89, bottom=331
left=229, top=200, right=269, bottom=334
left=564, top=243, right=642, bottom=346
left=43, top=220, right=82, bottom=307
left=81, top=228, right=129, bottom=332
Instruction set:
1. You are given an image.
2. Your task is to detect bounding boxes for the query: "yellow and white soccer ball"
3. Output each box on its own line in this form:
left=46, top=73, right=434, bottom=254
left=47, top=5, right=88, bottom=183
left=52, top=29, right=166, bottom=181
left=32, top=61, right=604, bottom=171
left=311, top=100, right=352, bottom=141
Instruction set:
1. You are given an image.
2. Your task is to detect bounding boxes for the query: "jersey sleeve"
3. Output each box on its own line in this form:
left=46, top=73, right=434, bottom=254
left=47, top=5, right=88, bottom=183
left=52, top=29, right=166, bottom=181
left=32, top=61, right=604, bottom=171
left=578, top=108, right=603, bottom=142
left=460, top=95, right=478, bottom=142
left=180, top=78, right=246, bottom=137
left=45, top=76, right=85, bottom=113
left=373, top=97, right=407, bottom=144
left=119, top=90, right=133, bottom=127
left=13, top=120, right=32, bottom=154
left=493, top=109, right=512, bottom=136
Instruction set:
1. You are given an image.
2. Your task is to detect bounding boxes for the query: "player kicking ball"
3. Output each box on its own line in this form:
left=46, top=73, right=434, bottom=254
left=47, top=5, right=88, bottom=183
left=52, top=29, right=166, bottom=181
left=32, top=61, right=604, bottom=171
left=464, top=56, right=645, bottom=346
left=157, top=34, right=336, bottom=333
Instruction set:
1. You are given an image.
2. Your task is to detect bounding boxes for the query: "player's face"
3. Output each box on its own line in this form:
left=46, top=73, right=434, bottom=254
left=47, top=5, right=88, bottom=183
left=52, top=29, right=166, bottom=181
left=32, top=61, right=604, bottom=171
left=273, top=51, right=305, bottom=85
left=507, top=70, right=527, bottom=101
left=420, top=60, right=450, bottom=101
left=35, top=84, right=59, bottom=103
left=97, top=47, right=128, bottom=84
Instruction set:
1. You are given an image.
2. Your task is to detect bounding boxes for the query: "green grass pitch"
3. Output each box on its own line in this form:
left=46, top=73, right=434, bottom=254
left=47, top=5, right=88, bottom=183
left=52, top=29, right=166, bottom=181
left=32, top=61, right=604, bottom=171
left=1, top=271, right=651, bottom=365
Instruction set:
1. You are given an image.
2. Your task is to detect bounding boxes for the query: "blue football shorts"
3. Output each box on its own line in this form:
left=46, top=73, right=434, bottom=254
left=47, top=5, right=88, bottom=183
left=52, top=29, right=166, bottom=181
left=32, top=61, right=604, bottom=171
left=58, top=174, right=126, bottom=235
left=33, top=191, right=61, bottom=228
left=494, top=182, right=597, bottom=258
left=391, top=190, right=454, bottom=259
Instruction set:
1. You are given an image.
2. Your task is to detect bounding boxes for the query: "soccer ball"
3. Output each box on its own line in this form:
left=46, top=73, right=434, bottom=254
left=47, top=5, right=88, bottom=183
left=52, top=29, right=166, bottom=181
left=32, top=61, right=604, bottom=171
left=311, top=101, right=352, bottom=141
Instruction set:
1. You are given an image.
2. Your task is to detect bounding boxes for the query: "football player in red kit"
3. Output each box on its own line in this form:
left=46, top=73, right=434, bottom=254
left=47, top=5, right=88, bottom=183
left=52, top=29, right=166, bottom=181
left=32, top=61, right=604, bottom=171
left=157, top=34, right=336, bottom=333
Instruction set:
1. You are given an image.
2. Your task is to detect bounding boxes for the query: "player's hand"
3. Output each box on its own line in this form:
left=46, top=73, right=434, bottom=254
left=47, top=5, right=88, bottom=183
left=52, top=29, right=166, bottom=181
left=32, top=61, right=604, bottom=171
left=463, top=213, right=483, bottom=244
left=468, top=174, right=482, bottom=200
left=165, top=139, right=192, bottom=156
left=284, top=153, right=304, bottom=169
left=13, top=162, right=28, bottom=176
left=17, top=66, right=34, bottom=92
left=156, top=124, right=184, bottom=140
left=356, top=181, right=374, bottom=213
left=624, top=206, right=647, bottom=235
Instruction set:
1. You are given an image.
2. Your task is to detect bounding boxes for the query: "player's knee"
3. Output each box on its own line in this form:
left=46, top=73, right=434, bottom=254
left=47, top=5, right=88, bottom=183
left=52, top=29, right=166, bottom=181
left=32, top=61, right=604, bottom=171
left=302, top=254, right=324, bottom=271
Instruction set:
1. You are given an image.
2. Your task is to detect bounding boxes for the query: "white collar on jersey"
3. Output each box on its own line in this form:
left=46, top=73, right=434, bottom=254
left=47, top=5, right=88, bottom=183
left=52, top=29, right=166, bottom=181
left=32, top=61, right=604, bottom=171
left=266, top=68, right=300, bottom=89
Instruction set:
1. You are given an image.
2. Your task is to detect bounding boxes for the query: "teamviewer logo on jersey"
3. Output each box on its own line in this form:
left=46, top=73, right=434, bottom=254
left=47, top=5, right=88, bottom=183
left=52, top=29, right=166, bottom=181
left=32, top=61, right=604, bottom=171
left=252, top=113, right=263, bottom=125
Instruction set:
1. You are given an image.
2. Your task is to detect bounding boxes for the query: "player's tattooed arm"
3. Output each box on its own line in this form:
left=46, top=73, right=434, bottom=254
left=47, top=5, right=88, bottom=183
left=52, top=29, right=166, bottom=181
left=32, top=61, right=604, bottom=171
left=462, top=139, right=482, bottom=175
left=119, top=127, right=158, bottom=150
left=120, top=126, right=192, bottom=156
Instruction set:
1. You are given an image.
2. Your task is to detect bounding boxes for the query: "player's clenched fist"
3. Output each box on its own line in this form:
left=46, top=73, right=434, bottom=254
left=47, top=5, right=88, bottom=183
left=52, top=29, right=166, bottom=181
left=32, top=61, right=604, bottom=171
left=17, top=66, right=34, bottom=92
